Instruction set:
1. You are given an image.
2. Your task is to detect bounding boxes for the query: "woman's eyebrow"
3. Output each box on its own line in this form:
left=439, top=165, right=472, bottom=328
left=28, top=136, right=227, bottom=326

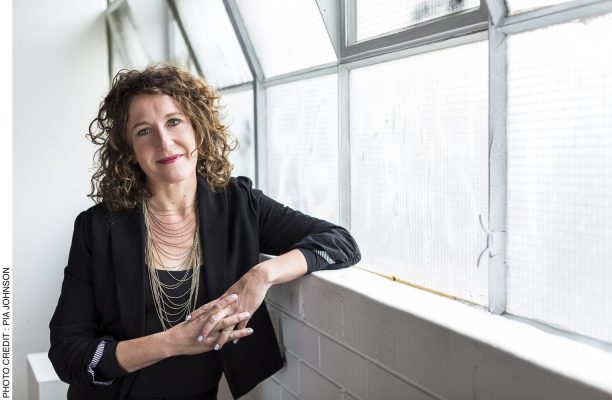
left=130, top=112, right=184, bottom=131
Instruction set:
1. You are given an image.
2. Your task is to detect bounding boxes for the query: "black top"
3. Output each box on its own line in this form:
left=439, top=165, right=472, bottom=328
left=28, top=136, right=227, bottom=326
left=126, top=268, right=221, bottom=400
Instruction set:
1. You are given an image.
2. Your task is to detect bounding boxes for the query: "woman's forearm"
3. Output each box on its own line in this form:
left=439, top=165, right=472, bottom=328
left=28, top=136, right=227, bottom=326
left=115, top=331, right=172, bottom=373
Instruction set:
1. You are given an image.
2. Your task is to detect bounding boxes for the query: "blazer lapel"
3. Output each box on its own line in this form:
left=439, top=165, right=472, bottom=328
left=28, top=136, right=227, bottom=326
left=197, top=175, right=228, bottom=301
left=110, top=205, right=146, bottom=340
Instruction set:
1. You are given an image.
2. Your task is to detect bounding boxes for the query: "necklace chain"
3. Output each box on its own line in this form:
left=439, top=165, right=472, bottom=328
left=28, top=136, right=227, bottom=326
left=144, top=199, right=202, bottom=331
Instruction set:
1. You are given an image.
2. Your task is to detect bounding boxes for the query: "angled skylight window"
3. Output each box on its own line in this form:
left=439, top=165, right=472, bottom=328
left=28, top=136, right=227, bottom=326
left=107, top=1, right=150, bottom=70
left=236, top=0, right=337, bottom=78
left=169, top=12, right=199, bottom=76
left=173, top=0, right=252, bottom=88
left=356, top=0, right=480, bottom=42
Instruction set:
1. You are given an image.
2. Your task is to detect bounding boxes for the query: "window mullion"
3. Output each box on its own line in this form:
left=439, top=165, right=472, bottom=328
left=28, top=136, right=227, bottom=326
left=338, top=66, right=351, bottom=230
left=484, top=0, right=508, bottom=314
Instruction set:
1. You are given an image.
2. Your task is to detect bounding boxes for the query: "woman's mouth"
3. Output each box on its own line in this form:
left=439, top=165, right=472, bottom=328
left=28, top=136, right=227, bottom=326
left=156, top=154, right=183, bottom=164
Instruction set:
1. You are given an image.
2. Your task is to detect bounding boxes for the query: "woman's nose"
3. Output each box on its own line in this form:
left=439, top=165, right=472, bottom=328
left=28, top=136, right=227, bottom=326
left=156, top=127, right=173, bottom=150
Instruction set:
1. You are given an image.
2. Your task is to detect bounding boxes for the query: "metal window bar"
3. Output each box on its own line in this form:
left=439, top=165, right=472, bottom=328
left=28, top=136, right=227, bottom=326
left=341, top=0, right=489, bottom=63
left=483, top=0, right=508, bottom=315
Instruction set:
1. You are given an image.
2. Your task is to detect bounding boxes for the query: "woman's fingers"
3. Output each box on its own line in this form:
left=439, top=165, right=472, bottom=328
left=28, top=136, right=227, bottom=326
left=197, top=295, right=241, bottom=340
left=214, top=327, right=254, bottom=350
left=185, top=293, right=238, bottom=322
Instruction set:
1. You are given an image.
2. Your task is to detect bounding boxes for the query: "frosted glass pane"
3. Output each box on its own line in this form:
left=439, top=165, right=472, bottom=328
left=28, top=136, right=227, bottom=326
left=110, top=35, right=128, bottom=76
left=236, top=0, right=336, bottom=78
left=266, top=74, right=339, bottom=224
left=506, top=0, right=572, bottom=15
left=506, top=13, right=612, bottom=343
left=356, top=0, right=480, bottom=42
left=220, top=89, right=256, bottom=180
left=169, top=15, right=199, bottom=77
left=108, top=2, right=149, bottom=69
left=175, top=0, right=252, bottom=88
left=350, top=41, right=489, bottom=304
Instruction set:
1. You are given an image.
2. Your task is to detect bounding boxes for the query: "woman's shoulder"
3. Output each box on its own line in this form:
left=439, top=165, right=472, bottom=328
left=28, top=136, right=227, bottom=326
left=77, top=202, right=137, bottom=228
left=224, top=175, right=258, bottom=198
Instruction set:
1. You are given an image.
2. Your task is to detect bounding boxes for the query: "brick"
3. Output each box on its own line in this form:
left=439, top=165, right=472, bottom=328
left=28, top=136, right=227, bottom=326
left=473, top=345, right=612, bottom=400
left=278, top=314, right=320, bottom=367
left=343, top=392, right=360, bottom=400
left=267, top=280, right=302, bottom=317
left=281, top=386, right=300, bottom=400
left=342, top=292, right=399, bottom=369
left=320, top=335, right=368, bottom=400
left=300, top=363, right=342, bottom=400
left=368, top=363, right=434, bottom=400
left=273, top=351, right=299, bottom=395
left=396, top=315, right=475, bottom=400
left=302, top=278, right=344, bottom=338
left=247, top=377, right=281, bottom=400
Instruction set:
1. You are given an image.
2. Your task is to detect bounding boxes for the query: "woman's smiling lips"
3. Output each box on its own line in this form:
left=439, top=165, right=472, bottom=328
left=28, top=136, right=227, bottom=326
left=156, top=154, right=183, bottom=164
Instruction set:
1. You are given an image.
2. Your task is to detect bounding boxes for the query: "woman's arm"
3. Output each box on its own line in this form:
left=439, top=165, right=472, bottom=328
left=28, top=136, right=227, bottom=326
left=207, top=249, right=307, bottom=348
left=204, top=177, right=361, bottom=346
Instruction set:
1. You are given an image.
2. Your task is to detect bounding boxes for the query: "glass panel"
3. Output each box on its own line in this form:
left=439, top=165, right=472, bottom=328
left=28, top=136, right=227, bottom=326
left=174, top=0, right=252, bottom=88
left=506, top=13, right=612, bottom=343
left=169, top=13, right=198, bottom=76
left=506, top=0, right=573, bottom=15
left=236, top=0, right=336, bottom=78
left=266, top=74, right=339, bottom=224
left=107, top=1, right=149, bottom=70
left=109, top=30, right=129, bottom=76
left=219, top=89, right=256, bottom=180
left=350, top=41, right=489, bottom=305
left=356, top=0, right=480, bottom=42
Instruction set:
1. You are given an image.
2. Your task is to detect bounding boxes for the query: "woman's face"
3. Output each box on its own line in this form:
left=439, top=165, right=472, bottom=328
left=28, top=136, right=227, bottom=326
left=126, top=93, right=198, bottom=187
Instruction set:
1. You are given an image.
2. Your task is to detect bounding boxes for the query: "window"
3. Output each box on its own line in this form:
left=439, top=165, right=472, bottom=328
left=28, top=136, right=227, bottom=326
left=235, top=0, right=336, bottom=77
left=219, top=89, right=256, bottom=180
left=172, top=0, right=252, bottom=88
left=355, top=0, right=481, bottom=42
left=109, top=0, right=612, bottom=347
left=506, top=11, right=612, bottom=343
left=266, top=74, right=339, bottom=224
left=106, top=1, right=149, bottom=71
left=350, top=40, right=489, bottom=304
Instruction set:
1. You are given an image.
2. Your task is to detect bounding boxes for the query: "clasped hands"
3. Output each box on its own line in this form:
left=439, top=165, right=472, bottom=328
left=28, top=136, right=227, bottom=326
left=166, top=265, right=271, bottom=356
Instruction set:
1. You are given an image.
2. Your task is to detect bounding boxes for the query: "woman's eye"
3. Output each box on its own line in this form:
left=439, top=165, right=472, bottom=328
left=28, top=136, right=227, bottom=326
left=168, top=118, right=181, bottom=127
left=136, top=128, right=150, bottom=137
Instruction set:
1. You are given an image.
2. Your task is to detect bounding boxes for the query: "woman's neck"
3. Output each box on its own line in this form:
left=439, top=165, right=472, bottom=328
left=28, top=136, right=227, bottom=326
left=146, top=174, right=198, bottom=211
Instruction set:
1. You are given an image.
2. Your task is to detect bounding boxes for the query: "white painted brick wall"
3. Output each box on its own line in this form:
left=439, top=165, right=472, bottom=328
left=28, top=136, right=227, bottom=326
left=236, top=271, right=612, bottom=400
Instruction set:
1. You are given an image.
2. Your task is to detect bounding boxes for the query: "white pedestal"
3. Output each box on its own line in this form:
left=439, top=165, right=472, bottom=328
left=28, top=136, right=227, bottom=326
left=26, top=353, right=68, bottom=400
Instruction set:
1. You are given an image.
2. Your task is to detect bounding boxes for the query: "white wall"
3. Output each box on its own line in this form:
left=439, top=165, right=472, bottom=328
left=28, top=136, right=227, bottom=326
left=241, top=269, right=612, bottom=400
left=13, top=0, right=108, bottom=398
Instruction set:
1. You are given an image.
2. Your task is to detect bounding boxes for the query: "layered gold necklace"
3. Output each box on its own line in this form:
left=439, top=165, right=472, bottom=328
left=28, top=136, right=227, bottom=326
left=143, top=199, right=201, bottom=330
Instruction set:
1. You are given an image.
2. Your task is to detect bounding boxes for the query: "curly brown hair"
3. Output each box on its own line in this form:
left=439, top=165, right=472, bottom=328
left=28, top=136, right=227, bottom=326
left=87, top=64, right=237, bottom=211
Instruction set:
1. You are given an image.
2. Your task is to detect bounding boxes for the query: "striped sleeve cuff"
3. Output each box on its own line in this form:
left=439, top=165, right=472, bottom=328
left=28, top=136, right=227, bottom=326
left=297, top=248, right=335, bottom=273
left=87, top=340, right=114, bottom=386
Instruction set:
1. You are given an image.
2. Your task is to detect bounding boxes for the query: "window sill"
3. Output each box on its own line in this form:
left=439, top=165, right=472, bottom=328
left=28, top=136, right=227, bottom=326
left=308, top=266, right=612, bottom=395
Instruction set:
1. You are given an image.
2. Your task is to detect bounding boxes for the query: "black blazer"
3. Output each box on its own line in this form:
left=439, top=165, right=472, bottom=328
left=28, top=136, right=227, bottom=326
left=49, top=175, right=360, bottom=399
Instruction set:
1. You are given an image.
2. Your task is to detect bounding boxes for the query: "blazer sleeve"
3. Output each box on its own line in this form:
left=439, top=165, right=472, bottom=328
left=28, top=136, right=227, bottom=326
left=48, top=211, right=127, bottom=386
left=237, top=176, right=361, bottom=273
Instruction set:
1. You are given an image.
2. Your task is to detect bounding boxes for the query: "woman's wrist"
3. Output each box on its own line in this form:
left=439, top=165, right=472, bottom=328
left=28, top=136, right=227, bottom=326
left=249, top=262, right=275, bottom=290
left=252, top=249, right=308, bottom=287
left=158, top=329, right=177, bottom=358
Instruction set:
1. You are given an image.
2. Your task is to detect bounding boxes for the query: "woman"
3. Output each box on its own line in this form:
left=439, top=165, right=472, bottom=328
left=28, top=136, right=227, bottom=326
left=49, top=65, right=360, bottom=400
